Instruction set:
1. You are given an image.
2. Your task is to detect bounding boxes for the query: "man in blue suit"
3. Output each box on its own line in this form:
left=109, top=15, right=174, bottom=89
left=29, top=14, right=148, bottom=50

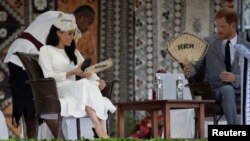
left=184, top=7, right=250, bottom=124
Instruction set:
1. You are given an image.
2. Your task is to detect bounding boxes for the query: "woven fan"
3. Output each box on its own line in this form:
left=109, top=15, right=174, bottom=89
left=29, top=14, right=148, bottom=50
left=166, top=32, right=208, bottom=65
left=85, top=58, right=113, bottom=73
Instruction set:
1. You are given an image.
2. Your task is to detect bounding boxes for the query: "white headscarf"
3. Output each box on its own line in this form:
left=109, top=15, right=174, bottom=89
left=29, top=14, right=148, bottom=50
left=53, top=13, right=77, bottom=31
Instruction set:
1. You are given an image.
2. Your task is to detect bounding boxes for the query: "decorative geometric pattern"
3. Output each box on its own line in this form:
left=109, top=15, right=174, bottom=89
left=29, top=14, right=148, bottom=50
left=213, top=0, right=223, bottom=34
left=157, top=0, right=175, bottom=74
left=134, top=0, right=224, bottom=101
left=133, top=0, right=185, bottom=100
left=156, top=0, right=182, bottom=75
left=99, top=0, right=135, bottom=102
left=184, top=0, right=210, bottom=37
left=32, top=0, right=50, bottom=13
left=134, top=0, right=149, bottom=101
left=145, top=0, right=155, bottom=98
left=0, top=2, right=26, bottom=136
left=0, top=0, right=25, bottom=112
left=0, top=0, right=24, bottom=54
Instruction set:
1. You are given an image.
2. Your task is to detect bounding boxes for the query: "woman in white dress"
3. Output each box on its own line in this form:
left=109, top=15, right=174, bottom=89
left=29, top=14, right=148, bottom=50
left=38, top=13, right=116, bottom=138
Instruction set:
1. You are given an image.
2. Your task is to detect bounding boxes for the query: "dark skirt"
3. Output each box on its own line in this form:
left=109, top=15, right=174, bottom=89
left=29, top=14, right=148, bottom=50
left=8, top=62, right=35, bottom=126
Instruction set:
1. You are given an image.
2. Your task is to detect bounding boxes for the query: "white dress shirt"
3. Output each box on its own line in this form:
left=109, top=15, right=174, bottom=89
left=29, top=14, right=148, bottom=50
left=4, top=11, right=65, bottom=68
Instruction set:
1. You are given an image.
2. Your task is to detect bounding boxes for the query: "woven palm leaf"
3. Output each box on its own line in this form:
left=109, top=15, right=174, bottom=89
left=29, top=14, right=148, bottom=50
left=166, top=32, right=208, bottom=65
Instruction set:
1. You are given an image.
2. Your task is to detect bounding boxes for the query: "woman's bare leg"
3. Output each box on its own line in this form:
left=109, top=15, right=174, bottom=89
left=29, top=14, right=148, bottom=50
left=99, top=120, right=106, bottom=133
left=85, top=106, right=109, bottom=138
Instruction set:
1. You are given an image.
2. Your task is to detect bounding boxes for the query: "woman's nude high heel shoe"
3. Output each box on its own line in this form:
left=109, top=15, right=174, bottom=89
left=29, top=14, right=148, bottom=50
left=92, top=127, right=99, bottom=138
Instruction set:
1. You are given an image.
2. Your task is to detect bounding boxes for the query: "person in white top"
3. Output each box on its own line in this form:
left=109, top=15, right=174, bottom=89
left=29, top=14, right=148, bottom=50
left=39, top=13, right=116, bottom=139
left=4, top=5, right=96, bottom=138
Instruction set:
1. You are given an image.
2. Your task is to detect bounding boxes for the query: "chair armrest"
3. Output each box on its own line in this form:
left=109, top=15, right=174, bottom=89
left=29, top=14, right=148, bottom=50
left=27, top=77, right=55, bottom=84
left=102, top=80, right=117, bottom=99
left=188, top=81, right=214, bottom=100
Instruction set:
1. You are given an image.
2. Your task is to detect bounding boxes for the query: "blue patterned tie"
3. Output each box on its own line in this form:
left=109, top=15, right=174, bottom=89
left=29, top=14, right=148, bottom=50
left=225, top=40, right=231, bottom=72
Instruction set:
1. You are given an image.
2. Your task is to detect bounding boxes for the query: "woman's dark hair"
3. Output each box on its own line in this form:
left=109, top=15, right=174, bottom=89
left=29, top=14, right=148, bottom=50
left=46, top=25, right=77, bottom=65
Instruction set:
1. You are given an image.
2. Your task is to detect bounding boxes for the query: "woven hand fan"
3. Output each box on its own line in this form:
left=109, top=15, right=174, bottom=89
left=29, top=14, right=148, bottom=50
left=85, top=58, right=113, bottom=73
left=166, top=32, right=208, bottom=65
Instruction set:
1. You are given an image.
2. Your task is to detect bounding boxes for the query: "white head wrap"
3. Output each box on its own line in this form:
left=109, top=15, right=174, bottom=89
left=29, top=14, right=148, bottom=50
left=53, top=13, right=77, bottom=31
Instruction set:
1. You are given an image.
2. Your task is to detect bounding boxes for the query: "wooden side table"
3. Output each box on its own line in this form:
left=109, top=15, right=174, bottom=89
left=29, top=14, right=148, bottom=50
left=115, top=99, right=215, bottom=139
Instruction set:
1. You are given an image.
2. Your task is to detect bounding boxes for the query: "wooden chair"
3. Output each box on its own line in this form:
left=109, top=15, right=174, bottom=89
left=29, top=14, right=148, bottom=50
left=15, top=52, right=77, bottom=139
left=15, top=52, right=115, bottom=139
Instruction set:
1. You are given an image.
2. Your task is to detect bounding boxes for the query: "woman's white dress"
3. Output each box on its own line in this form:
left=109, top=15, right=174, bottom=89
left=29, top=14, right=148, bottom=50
left=38, top=45, right=116, bottom=120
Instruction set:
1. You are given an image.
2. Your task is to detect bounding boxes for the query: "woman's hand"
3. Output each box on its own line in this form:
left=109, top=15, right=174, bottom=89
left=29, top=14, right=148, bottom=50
left=66, top=65, right=82, bottom=78
left=75, top=65, right=83, bottom=76
left=67, top=64, right=92, bottom=78
left=98, top=79, right=106, bottom=90
left=75, top=63, right=92, bottom=78
left=81, top=72, right=92, bottom=78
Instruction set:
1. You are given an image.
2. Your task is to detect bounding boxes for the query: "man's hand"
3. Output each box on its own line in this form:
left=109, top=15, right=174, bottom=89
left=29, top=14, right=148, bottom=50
left=183, top=64, right=193, bottom=77
left=219, top=70, right=236, bottom=83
